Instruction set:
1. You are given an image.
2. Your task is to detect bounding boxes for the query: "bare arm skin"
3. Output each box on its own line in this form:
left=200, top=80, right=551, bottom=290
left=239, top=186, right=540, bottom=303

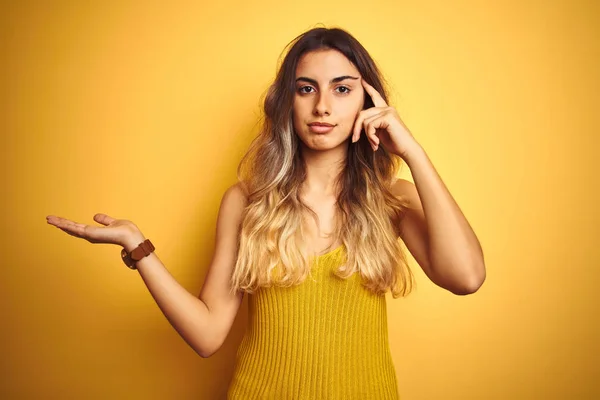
left=47, top=182, right=248, bottom=358
left=123, top=183, right=248, bottom=357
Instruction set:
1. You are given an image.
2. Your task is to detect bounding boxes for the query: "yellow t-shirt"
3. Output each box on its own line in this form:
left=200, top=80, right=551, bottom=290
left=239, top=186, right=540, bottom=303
left=227, top=245, right=400, bottom=399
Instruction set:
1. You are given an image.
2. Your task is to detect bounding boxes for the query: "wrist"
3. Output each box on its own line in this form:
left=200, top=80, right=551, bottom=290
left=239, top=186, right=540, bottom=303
left=122, top=231, right=147, bottom=253
left=401, top=142, right=426, bottom=165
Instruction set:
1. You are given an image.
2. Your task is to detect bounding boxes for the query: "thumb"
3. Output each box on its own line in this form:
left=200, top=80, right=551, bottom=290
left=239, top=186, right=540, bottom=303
left=93, top=213, right=116, bottom=226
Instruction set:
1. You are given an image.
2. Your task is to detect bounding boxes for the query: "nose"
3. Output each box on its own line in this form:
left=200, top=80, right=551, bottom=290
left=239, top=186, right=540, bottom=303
left=313, top=91, right=331, bottom=116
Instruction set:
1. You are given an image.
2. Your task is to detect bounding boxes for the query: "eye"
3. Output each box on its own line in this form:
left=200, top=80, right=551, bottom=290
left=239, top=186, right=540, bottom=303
left=336, top=86, right=351, bottom=94
left=298, top=86, right=315, bottom=94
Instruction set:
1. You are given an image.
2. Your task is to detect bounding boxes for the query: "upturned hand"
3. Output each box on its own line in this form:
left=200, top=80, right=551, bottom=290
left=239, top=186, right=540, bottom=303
left=46, top=213, right=145, bottom=252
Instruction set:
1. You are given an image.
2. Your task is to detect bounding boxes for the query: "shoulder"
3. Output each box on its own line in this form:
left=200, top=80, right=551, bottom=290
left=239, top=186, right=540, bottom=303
left=221, top=181, right=250, bottom=213
left=227, top=180, right=250, bottom=198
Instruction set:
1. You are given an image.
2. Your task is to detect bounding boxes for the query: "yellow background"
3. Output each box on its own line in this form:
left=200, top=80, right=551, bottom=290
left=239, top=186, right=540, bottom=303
left=2, top=0, right=598, bottom=399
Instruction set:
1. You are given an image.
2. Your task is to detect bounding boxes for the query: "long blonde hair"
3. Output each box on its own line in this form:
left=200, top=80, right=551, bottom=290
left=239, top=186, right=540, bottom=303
left=231, top=27, right=415, bottom=298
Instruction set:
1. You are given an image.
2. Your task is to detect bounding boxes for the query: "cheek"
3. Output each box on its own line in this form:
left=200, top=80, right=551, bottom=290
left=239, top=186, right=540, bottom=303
left=340, top=109, right=361, bottom=131
left=292, top=100, right=309, bottom=121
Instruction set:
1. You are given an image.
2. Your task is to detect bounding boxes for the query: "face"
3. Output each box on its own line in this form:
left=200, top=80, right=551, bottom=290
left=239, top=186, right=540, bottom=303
left=292, top=49, right=365, bottom=151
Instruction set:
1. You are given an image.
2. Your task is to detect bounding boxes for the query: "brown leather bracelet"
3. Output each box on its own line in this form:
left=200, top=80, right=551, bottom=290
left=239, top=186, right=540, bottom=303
left=121, top=239, right=155, bottom=270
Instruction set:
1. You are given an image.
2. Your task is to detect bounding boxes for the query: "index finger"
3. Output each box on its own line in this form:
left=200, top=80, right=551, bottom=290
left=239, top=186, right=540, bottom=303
left=361, top=78, right=388, bottom=108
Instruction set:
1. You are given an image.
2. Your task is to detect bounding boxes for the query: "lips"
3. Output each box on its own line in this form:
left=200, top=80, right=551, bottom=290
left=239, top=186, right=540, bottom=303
left=308, top=123, right=336, bottom=134
left=308, top=122, right=335, bottom=127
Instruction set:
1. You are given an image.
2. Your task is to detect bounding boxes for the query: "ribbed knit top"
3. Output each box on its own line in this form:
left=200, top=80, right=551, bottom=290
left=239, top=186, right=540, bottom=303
left=227, top=245, right=400, bottom=399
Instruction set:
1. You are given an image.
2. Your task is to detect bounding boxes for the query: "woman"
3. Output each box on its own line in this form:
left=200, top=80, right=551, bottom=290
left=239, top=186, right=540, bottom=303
left=47, top=27, right=486, bottom=399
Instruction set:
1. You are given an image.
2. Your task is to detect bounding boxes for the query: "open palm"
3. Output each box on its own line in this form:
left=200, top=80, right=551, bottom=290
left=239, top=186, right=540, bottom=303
left=46, top=213, right=139, bottom=247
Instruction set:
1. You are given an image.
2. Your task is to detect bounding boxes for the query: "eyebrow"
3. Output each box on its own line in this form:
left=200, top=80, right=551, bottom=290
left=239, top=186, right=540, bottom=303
left=295, top=75, right=359, bottom=86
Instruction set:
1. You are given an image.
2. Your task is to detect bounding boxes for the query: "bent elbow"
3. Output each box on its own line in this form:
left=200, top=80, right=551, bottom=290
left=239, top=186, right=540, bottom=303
left=196, top=335, right=226, bottom=358
left=197, top=345, right=217, bottom=358
left=451, top=273, right=486, bottom=296
left=197, top=348, right=212, bottom=358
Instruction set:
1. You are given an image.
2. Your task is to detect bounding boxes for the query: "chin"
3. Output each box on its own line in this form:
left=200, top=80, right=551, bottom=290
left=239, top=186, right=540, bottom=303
left=302, top=136, right=348, bottom=151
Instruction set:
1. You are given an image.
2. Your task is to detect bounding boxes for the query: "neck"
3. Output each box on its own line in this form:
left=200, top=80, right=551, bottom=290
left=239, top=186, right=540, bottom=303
left=299, top=142, right=347, bottom=197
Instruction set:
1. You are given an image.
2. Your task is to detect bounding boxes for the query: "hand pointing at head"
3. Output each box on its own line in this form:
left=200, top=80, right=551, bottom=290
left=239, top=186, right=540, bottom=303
left=352, top=79, right=421, bottom=159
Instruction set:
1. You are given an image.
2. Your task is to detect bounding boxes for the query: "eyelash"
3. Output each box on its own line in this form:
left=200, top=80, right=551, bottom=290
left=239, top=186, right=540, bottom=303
left=298, top=86, right=352, bottom=95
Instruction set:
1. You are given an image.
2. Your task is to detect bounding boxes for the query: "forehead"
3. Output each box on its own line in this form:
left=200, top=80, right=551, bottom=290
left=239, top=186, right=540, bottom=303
left=295, top=49, right=359, bottom=78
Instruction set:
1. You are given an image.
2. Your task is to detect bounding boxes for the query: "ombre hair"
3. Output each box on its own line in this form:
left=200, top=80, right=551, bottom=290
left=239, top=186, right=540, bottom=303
left=231, top=26, right=415, bottom=298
